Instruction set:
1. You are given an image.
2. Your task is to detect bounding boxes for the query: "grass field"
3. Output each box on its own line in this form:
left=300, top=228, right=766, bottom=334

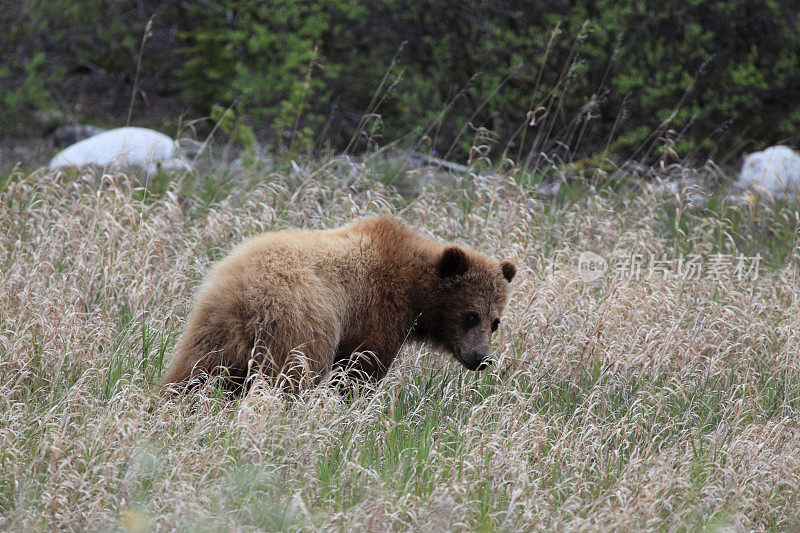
left=1, top=158, right=799, bottom=531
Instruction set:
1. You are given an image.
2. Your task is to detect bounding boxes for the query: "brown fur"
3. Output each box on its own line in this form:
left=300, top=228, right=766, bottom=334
left=160, top=216, right=515, bottom=394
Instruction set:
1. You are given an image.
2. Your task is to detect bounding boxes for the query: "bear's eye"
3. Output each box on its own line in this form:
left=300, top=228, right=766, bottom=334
left=463, top=312, right=480, bottom=328
left=491, top=318, right=500, bottom=332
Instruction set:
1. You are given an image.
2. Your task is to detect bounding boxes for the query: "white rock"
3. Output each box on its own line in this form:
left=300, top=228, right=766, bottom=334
left=736, top=146, right=800, bottom=197
left=49, top=127, right=191, bottom=174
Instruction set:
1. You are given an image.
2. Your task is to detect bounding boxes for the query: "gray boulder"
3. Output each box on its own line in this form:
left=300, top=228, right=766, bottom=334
left=52, top=124, right=107, bottom=147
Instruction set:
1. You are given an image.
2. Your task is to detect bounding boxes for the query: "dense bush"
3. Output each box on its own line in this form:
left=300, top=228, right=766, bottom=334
left=0, top=0, right=181, bottom=136
left=3, top=0, right=800, bottom=161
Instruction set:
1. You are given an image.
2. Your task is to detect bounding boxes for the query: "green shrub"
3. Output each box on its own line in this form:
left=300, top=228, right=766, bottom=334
left=2, top=0, right=799, bottom=162
left=173, top=0, right=800, bottom=161
left=0, top=52, right=57, bottom=135
left=176, top=0, right=366, bottom=154
left=0, top=0, right=178, bottom=133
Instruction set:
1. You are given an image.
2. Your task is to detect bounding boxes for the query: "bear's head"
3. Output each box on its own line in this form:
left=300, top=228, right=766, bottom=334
left=423, top=246, right=516, bottom=371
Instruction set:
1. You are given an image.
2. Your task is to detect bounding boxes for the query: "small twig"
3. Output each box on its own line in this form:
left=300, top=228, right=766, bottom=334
left=344, top=41, right=406, bottom=155
left=175, top=94, right=247, bottom=187
left=127, top=15, right=155, bottom=126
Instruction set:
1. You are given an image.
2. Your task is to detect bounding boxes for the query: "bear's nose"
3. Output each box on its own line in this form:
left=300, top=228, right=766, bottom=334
left=475, top=354, right=492, bottom=371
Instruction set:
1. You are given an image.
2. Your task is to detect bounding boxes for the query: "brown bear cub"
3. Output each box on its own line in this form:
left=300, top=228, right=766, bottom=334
left=160, top=216, right=516, bottom=394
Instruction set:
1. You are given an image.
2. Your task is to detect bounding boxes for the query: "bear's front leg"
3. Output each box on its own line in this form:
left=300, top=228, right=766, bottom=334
left=332, top=341, right=392, bottom=385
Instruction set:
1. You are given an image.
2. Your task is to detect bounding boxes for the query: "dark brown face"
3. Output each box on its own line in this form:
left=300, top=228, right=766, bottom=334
left=430, top=247, right=516, bottom=371
left=451, top=305, right=503, bottom=371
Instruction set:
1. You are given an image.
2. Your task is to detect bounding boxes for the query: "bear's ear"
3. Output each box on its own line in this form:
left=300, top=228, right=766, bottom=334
left=501, top=261, right=516, bottom=282
left=438, top=246, right=470, bottom=278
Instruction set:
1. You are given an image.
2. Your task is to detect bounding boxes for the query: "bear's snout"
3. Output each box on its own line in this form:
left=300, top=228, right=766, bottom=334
left=474, top=354, right=493, bottom=371
left=459, top=349, right=493, bottom=371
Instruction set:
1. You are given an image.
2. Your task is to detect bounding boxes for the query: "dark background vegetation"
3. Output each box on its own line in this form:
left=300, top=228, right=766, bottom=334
left=4, top=0, right=800, bottom=163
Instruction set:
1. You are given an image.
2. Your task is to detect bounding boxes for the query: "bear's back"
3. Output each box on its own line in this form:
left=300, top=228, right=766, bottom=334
left=196, top=224, right=385, bottom=319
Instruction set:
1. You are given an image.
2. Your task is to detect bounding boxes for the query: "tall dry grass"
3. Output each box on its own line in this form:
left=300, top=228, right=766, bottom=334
left=1, top=161, right=799, bottom=531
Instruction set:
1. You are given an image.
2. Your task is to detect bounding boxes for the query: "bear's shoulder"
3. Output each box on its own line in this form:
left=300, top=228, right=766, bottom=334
left=352, top=215, right=407, bottom=235
left=350, top=216, right=440, bottom=258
